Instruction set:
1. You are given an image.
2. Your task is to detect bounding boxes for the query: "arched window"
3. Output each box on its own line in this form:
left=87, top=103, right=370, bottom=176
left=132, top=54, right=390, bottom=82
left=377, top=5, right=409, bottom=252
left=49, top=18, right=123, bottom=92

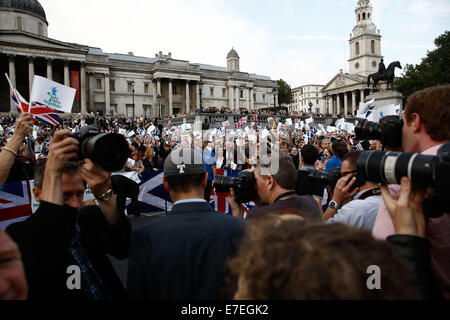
left=16, top=17, right=23, bottom=30
left=358, top=14, right=361, bottom=21
left=371, top=40, right=375, bottom=54
left=368, top=13, right=371, bottom=19
left=38, top=23, right=43, bottom=36
left=363, top=12, right=366, bottom=20
left=356, top=42, right=360, bottom=56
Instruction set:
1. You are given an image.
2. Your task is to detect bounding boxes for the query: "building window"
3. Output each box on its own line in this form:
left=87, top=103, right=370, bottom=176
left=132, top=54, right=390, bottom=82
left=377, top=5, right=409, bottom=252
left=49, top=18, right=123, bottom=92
left=127, top=82, right=134, bottom=93
left=110, top=104, right=117, bottom=115
left=96, top=79, right=102, bottom=90
left=38, top=23, right=43, bottom=36
left=317, top=99, right=319, bottom=104
left=222, top=88, right=226, bottom=98
left=110, top=81, right=115, bottom=92
left=126, top=104, right=134, bottom=117
left=16, top=17, right=23, bottom=30
left=173, top=85, right=177, bottom=95
left=263, top=94, right=266, bottom=101
left=240, top=90, right=243, bottom=99
left=368, top=13, right=371, bottom=19
left=363, top=12, right=366, bottom=20
left=253, top=93, right=256, bottom=101
left=316, top=108, right=320, bottom=114
left=210, top=87, right=214, bottom=97
left=144, top=83, right=149, bottom=94
left=371, top=40, right=375, bottom=54
left=356, top=42, right=360, bottom=56
left=358, top=14, right=361, bottom=21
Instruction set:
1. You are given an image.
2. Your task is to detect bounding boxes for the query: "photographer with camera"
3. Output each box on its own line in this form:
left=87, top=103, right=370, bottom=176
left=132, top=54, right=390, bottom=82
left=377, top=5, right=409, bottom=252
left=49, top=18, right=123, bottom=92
left=227, top=153, right=322, bottom=222
left=323, top=151, right=381, bottom=231
left=6, top=129, right=131, bottom=299
left=368, top=85, right=450, bottom=298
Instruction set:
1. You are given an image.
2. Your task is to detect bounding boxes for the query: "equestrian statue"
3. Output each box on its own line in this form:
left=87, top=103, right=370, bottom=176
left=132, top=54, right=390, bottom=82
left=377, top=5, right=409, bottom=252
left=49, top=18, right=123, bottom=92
left=367, top=59, right=402, bottom=91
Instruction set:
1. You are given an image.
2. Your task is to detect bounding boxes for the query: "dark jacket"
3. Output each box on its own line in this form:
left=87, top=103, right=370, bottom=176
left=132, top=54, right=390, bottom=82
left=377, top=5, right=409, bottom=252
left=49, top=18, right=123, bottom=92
left=387, top=235, right=443, bottom=300
left=6, top=201, right=131, bottom=300
left=127, top=201, right=246, bottom=300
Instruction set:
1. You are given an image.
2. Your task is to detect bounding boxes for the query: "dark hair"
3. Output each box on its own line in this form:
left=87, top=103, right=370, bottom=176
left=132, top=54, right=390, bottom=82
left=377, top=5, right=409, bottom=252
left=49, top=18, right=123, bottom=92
left=34, top=159, right=80, bottom=189
left=332, top=139, right=349, bottom=159
left=301, top=144, right=319, bottom=166
left=405, top=85, right=450, bottom=142
left=165, top=173, right=206, bottom=193
left=342, top=151, right=363, bottom=170
left=227, top=218, right=421, bottom=300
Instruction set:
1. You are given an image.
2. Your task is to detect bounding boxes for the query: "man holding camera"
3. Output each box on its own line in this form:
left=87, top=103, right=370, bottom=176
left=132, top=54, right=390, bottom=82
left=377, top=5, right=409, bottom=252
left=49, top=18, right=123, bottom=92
left=322, top=151, right=381, bottom=231
left=6, top=130, right=131, bottom=299
left=372, top=85, right=450, bottom=298
left=127, top=148, right=245, bottom=299
left=229, top=153, right=322, bottom=222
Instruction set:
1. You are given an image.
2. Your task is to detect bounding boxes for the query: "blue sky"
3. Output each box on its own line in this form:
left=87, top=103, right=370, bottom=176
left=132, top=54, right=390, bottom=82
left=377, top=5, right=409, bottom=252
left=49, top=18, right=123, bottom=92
left=40, top=0, right=449, bottom=87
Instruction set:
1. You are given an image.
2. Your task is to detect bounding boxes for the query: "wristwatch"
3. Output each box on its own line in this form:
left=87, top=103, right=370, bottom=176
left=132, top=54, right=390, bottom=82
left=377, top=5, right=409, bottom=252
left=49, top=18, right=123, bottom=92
left=94, top=188, right=113, bottom=202
left=328, top=200, right=341, bottom=210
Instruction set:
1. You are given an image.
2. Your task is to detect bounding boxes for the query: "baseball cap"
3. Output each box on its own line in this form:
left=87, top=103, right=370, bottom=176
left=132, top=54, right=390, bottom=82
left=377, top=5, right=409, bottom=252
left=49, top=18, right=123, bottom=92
left=164, top=148, right=206, bottom=178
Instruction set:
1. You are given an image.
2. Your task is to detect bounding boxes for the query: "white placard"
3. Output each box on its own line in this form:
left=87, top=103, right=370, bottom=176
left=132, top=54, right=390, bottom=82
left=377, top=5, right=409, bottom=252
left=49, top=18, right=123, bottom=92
left=305, top=117, right=314, bottom=124
left=30, top=75, right=76, bottom=113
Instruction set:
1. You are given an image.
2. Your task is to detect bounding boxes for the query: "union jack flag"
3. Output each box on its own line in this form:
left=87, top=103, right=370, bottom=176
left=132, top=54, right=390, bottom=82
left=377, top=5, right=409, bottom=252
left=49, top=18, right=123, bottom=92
left=0, top=181, right=32, bottom=229
left=6, top=73, right=60, bottom=126
left=236, top=117, right=247, bottom=129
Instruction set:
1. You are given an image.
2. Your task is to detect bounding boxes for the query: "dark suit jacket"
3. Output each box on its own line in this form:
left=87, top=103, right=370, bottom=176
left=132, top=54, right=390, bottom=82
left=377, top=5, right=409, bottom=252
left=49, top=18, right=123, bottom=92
left=6, top=201, right=131, bottom=300
left=127, top=201, right=246, bottom=300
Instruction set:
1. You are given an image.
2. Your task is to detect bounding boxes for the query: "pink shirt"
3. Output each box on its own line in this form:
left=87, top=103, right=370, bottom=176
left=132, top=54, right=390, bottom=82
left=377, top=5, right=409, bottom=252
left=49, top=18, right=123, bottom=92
left=372, top=144, right=450, bottom=298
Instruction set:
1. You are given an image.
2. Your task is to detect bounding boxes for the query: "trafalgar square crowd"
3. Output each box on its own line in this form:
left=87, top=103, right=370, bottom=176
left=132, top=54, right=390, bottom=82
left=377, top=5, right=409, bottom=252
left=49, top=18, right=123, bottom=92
left=0, top=75, right=449, bottom=300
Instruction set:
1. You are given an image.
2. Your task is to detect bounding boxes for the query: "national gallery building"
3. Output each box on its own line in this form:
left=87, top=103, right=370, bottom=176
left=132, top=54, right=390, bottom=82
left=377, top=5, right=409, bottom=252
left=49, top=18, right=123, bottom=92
left=0, top=0, right=278, bottom=116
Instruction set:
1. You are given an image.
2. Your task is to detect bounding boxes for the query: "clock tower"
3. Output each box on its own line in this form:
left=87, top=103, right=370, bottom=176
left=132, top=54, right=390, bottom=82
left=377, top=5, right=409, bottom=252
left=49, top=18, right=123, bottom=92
left=348, top=0, right=383, bottom=77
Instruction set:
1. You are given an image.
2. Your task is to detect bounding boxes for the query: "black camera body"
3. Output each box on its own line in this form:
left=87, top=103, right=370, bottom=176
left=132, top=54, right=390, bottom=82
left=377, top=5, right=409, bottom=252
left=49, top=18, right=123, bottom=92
left=354, top=115, right=403, bottom=149
left=214, top=171, right=256, bottom=203
left=296, top=168, right=365, bottom=197
left=357, top=142, right=450, bottom=215
left=74, top=126, right=130, bottom=172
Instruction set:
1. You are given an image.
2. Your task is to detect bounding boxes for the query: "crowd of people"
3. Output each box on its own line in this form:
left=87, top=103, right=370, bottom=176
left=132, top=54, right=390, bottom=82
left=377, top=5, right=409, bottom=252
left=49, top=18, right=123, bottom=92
left=0, top=85, right=449, bottom=300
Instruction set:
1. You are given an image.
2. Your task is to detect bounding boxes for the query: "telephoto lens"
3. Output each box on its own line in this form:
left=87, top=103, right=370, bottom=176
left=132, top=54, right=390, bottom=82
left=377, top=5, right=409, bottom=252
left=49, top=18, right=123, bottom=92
left=354, top=116, right=403, bottom=149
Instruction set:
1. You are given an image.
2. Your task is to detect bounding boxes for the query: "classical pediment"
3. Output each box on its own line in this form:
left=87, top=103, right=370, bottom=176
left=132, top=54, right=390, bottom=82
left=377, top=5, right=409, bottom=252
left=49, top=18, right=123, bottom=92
left=322, top=73, right=367, bottom=92
left=0, top=31, right=87, bottom=54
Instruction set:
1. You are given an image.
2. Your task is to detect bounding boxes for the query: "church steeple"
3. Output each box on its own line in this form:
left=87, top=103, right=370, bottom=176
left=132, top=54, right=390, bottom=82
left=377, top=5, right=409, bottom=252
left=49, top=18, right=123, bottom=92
left=348, top=0, right=382, bottom=77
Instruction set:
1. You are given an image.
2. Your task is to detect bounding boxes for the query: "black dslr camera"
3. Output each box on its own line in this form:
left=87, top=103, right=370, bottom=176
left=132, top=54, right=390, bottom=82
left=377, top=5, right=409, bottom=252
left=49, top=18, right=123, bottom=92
left=357, top=142, right=450, bottom=216
left=213, top=171, right=257, bottom=203
left=73, top=126, right=130, bottom=172
left=354, top=115, right=403, bottom=149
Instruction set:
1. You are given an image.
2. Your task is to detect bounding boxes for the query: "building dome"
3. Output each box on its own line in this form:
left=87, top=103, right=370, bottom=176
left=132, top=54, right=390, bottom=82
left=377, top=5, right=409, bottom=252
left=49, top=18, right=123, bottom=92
left=0, top=0, right=47, bottom=22
left=227, top=48, right=240, bottom=59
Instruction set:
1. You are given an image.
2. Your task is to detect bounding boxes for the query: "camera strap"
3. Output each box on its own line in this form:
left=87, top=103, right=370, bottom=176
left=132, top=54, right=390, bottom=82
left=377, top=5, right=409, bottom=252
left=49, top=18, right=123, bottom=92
left=274, top=191, right=298, bottom=204
left=356, top=188, right=381, bottom=200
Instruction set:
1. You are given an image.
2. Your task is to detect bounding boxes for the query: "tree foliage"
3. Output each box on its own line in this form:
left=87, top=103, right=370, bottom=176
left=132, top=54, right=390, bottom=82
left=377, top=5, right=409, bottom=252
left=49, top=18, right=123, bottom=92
left=395, top=31, right=450, bottom=99
left=277, top=79, right=293, bottom=106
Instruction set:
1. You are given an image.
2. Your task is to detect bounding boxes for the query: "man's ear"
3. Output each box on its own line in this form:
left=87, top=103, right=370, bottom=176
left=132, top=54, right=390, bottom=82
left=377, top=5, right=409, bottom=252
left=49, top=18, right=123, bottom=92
left=32, top=187, right=41, bottom=203
left=162, top=177, right=171, bottom=193
left=411, top=113, right=422, bottom=133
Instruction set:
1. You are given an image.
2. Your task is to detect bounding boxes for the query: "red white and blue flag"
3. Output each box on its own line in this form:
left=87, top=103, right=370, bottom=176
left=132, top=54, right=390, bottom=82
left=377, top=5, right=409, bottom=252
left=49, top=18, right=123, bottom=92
left=0, top=181, right=32, bottom=229
left=5, top=73, right=61, bottom=126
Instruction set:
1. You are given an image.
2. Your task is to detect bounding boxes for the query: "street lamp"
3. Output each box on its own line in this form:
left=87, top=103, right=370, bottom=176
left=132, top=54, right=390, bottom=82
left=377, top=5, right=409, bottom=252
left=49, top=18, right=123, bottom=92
left=272, top=87, right=278, bottom=108
left=308, top=101, right=313, bottom=114
left=131, top=81, right=135, bottom=117
left=157, top=94, right=162, bottom=119
left=198, top=80, right=204, bottom=113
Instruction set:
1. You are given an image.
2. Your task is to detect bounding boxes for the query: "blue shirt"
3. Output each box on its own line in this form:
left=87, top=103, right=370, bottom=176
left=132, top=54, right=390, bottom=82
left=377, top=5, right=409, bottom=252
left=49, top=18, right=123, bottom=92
left=325, top=155, right=342, bottom=174
left=203, top=149, right=216, bottom=181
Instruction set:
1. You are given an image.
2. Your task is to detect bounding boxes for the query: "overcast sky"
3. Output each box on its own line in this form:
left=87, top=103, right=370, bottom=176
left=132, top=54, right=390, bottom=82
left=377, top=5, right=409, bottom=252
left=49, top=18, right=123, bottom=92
left=39, top=0, right=449, bottom=87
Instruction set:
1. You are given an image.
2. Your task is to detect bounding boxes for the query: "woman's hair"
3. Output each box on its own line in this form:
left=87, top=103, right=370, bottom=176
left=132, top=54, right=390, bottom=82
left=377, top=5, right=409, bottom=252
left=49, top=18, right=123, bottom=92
left=144, top=149, right=153, bottom=159
left=227, top=217, right=421, bottom=300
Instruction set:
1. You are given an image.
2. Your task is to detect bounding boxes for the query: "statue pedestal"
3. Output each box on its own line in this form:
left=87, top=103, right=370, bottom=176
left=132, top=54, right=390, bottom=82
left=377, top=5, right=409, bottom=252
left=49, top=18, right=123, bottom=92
left=366, top=90, right=404, bottom=110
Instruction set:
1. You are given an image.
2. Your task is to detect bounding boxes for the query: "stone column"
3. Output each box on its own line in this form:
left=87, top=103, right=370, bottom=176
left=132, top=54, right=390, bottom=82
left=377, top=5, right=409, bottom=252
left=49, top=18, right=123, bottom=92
left=344, top=92, right=348, bottom=116
left=28, top=57, right=35, bottom=98
left=235, top=86, right=240, bottom=110
left=8, top=55, right=16, bottom=113
left=267, top=91, right=270, bottom=109
left=229, top=86, right=234, bottom=109
left=168, top=79, right=173, bottom=116
left=64, top=61, right=70, bottom=86
left=246, top=88, right=250, bottom=111
left=80, top=63, right=87, bottom=114
left=157, top=79, right=161, bottom=95
left=152, top=80, right=156, bottom=117
left=46, top=59, right=53, bottom=80
left=250, top=88, right=254, bottom=111
left=336, top=94, right=341, bottom=115
left=185, top=81, right=190, bottom=114
left=88, top=73, right=94, bottom=113
left=196, top=82, right=200, bottom=110
left=104, top=73, right=110, bottom=114
left=352, top=91, right=357, bottom=116
left=360, top=89, right=365, bottom=104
